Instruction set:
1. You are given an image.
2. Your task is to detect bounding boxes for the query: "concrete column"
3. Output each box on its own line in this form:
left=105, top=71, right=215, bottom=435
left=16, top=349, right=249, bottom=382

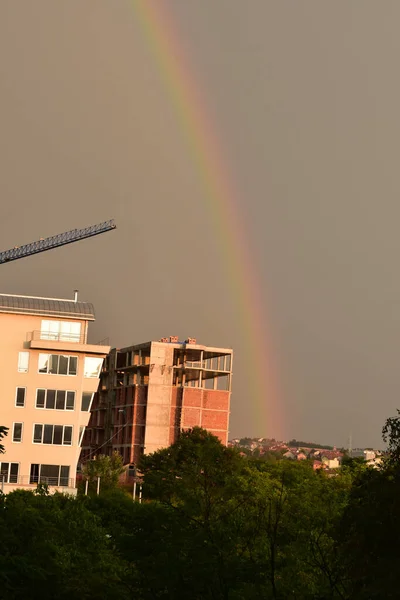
left=199, top=351, right=203, bottom=388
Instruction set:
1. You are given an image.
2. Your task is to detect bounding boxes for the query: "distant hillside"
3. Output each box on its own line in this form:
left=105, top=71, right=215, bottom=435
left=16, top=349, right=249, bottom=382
left=288, top=439, right=334, bottom=450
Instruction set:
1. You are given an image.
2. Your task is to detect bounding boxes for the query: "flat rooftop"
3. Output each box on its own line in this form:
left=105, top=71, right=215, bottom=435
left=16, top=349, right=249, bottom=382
left=0, top=293, right=95, bottom=321
left=117, top=339, right=233, bottom=355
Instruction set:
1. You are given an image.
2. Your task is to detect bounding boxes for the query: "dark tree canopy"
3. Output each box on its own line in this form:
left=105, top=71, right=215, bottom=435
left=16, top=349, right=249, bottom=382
left=1, top=422, right=400, bottom=598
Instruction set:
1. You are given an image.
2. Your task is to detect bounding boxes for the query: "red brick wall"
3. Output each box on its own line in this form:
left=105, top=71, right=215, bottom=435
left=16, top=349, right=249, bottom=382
left=202, top=391, right=229, bottom=411
left=201, top=410, right=228, bottom=431
left=180, top=388, right=230, bottom=443
left=82, top=382, right=230, bottom=467
left=181, top=407, right=201, bottom=428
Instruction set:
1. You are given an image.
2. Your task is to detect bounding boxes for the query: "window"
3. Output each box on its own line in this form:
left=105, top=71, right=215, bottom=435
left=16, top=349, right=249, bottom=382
left=29, top=464, right=70, bottom=487
left=84, top=357, right=103, bottom=378
left=13, top=423, right=23, bottom=443
left=38, top=354, right=78, bottom=376
left=0, top=463, right=19, bottom=484
left=36, top=389, right=75, bottom=411
left=81, top=392, right=94, bottom=412
left=78, top=426, right=85, bottom=446
left=40, top=320, right=81, bottom=343
left=33, top=424, right=73, bottom=446
left=18, top=352, right=29, bottom=373
left=15, top=387, right=26, bottom=408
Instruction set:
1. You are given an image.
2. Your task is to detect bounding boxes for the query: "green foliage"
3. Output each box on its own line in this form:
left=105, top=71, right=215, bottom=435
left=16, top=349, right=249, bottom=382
left=34, top=482, right=50, bottom=496
left=382, top=409, right=400, bottom=463
left=335, top=414, right=400, bottom=598
left=80, top=451, right=125, bottom=495
left=341, top=455, right=367, bottom=477
left=239, top=437, right=253, bottom=446
left=2, top=423, right=400, bottom=598
left=0, top=425, right=8, bottom=454
left=339, top=465, right=400, bottom=598
left=0, top=490, right=130, bottom=599
left=138, top=428, right=351, bottom=599
left=288, top=439, right=334, bottom=450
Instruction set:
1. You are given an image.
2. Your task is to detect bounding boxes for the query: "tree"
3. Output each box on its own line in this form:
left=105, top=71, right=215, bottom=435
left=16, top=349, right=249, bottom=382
left=139, top=427, right=351, bottom=599
left=0, top=490, right=130, bottom=599
left=85, top=490, right=200, bottom=599
left=140, top=427, right=246, bottom=508
left=339, top=465, right=400, bottom=598
left=336, top=412, right=400, bottom=598
left=239, top=437, right=253, bottom=446
left=0, top=425, right=8, bottom=454
left=341, top=455, right=367, bottom=476
left=0, top=425, right=357, bottom=599
left=382, top=409, right=400, bottom=463
left=244, top=459, right=351, bottom=599
left=139, top=428, right=266, bottom=597
left=81, top=452, right=125, bottom=495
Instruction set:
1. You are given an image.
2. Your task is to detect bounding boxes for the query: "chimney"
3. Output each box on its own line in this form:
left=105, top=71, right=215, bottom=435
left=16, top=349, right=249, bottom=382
left=73, top=290, right=79, bottom=302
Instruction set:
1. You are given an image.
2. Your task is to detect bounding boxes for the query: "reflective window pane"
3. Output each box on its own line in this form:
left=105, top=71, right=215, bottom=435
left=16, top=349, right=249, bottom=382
left=60, top=321, right=81, bottom=342
left=30, top=464, right=39, bottom=483
left=46, top=390, right=56, bottom=410
left=36, top=389, right=46, bottom=408
left=41, top=320, right=60, bottom=340
left=38, top=354, right=49, bottom=374
left=40, top=464, right=60, bottom=485
left=18, top=352, right=29, bottom=373
left=53, top=425, right=63, bottom=445
left=9, top=463, right=19, bottom=484
left=78, top=426, right=85, bottom=446
left=16, top=387, right=26, bottom=407
left=70, top=322, right=81, bottom=341
left=13, top=423, right=22, bottom=442
left=69, top=357, right=78, bottom=376
left=33, top=425, right=43, bottom=443
left=81, top=392, right=93, bottom=412
left=84, top=357, right=103, bottom=378
left=43, top=425, right=53, bottom=444
left=63, top=426, right=72, bottom=445
left=56, top=391, right=66, bottom=410
left=58, top=355, right=68, bottom=375
left=60, top=466, right=70, bottom=486
left=49, top=355, right=59, bottom=375
left=66, top=392, right=75, bottom=411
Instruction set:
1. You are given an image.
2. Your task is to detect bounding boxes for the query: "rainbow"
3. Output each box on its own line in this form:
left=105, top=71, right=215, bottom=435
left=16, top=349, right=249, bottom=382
left=131, top=0, right=282, bottom=437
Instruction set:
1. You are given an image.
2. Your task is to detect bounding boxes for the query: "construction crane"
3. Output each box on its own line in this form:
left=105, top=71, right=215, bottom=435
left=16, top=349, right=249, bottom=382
left=0, top=220, right=116, bottom=265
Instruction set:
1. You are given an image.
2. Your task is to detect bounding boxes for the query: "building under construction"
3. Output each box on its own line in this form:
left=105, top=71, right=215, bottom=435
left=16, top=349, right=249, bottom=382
left=80, top=337, right=233, bottom=465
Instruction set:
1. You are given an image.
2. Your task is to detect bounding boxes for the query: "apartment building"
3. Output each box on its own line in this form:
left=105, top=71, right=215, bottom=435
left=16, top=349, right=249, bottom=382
left=0, top=293, right=109, bottom=494
left=80, top=337, right=232, bottom=466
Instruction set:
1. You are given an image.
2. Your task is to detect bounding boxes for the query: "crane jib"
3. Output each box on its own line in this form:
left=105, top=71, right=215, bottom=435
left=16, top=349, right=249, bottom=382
left=0, top=220, right=116, bottom=265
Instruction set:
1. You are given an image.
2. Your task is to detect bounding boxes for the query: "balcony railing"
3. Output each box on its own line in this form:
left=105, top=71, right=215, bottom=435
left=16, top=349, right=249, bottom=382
left=182, top=361, right=231, bottom=372
left=27, top=330, right=86, bottom=344
left=28, top=330, right=87, bottom=344
left=0, top=475, right=75, bottom=488
left=28, top=331, right=108, bottom=347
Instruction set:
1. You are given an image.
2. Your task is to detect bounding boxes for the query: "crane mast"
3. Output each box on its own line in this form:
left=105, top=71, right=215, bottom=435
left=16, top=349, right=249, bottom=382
left=0, top=220, right=116, bottom=265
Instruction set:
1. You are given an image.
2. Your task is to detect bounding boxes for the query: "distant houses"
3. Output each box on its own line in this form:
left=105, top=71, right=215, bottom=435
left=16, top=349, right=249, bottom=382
left=228, top=437, right=383, bottom=470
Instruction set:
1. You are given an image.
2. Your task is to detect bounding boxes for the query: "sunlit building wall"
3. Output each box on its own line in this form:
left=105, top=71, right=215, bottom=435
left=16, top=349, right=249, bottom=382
left=81, top=338, right=232, bottom=466
left=0, top=293, right=109, bottom=494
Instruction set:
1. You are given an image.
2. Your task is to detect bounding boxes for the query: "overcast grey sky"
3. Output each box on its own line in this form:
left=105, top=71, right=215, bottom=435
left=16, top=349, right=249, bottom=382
left=1, top=1, right=400, bottom=448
